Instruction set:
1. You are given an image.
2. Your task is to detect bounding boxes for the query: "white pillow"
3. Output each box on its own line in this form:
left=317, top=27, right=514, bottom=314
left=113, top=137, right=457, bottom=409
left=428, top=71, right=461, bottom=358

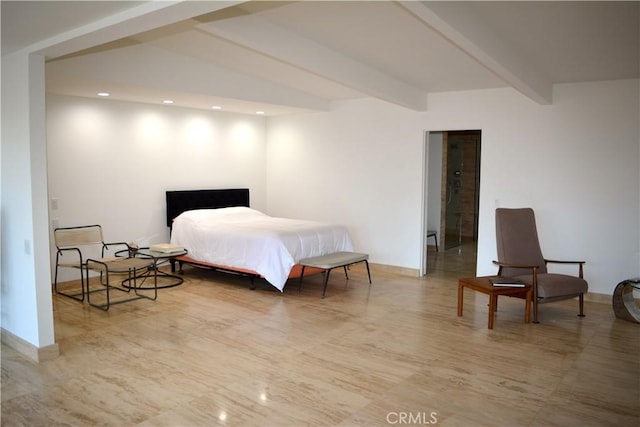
left=175, top=206, right=264, bottom=223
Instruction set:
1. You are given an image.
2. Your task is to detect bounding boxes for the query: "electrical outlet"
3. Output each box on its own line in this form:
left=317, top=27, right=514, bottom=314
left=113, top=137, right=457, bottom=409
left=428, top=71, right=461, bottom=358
left=51, top=198, right=59, bottom=210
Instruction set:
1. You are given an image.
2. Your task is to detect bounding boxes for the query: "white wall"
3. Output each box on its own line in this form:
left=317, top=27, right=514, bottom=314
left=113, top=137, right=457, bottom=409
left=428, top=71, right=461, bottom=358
left=47, top=95, right=267, bottom=281
left=267, top=80, right=640, bottom=295
left=266, top=98, right=427, bottom=269
left=5, top=77, right=637, bottom=356
left=45, top=80, right=640, bottom=295
left=1, top=52, right=55, bottom=348
left=469, top=80, right=639, bottom=293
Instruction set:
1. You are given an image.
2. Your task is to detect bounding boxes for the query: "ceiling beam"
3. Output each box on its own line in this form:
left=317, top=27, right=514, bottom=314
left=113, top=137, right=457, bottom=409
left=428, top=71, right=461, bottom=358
left=398, top=1, right=553, bottom=105
left=196, top=13, right=429, bottom=111
left=47, top=43, right=331, bottom=112
left=31, top=1, right=247, bottom=59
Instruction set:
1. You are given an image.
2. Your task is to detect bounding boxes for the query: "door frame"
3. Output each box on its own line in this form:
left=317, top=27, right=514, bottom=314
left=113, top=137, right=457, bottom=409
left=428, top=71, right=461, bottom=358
left=421, top=129, right=482, bottom=275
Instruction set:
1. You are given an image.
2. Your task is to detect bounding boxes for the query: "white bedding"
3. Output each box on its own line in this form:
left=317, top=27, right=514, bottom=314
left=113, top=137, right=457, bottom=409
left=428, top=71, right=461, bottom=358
left=170, top=207, right=354, bottom=291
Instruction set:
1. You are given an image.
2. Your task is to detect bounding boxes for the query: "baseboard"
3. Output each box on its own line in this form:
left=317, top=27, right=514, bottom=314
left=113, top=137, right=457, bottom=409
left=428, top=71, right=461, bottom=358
left=370, top=263, right=420, bottom=277
left=584, top=292, right=611, bottom=304
left=370, top=265, right=615, bottom=302
left=1, top=328, right=59, bottom=363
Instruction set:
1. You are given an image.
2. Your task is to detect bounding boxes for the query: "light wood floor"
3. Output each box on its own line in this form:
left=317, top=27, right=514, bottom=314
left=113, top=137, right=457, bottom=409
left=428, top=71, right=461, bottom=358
left=2, top=245, right=639, bottom=426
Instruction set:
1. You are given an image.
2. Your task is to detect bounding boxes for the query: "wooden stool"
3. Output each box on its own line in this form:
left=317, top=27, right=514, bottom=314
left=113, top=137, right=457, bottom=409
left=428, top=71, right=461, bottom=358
left=458, top=276, right=532, bottom=329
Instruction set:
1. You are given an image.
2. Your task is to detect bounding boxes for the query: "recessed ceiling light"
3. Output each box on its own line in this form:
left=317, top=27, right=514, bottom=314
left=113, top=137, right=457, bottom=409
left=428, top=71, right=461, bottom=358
left=97, top=92, right=110, bottom=97
left=256, top=111, right=265, bottom=115
left=163, top=100, right=174, bottom=104
left=211, top=106, right=222, bottom=110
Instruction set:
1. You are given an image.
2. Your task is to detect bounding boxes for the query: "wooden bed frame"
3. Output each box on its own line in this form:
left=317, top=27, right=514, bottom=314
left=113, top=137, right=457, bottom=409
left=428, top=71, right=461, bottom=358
left=165, top=188, right=322, bottom=289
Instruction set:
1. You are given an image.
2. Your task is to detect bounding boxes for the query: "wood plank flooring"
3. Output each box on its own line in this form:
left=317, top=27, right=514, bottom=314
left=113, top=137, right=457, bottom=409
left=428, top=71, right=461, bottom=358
left=2, top=245, right=639, bottom=426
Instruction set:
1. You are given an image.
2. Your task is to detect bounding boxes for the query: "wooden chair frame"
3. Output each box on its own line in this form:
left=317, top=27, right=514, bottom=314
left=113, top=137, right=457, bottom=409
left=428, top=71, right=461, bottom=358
left=493, top=208, right=587, bottom=323
left=493, top=260, right=585, bottom=323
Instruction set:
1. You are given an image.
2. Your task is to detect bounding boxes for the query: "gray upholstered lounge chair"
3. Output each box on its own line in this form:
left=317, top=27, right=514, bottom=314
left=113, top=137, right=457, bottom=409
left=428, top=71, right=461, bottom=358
left=493, top=208, right=588, bottom=323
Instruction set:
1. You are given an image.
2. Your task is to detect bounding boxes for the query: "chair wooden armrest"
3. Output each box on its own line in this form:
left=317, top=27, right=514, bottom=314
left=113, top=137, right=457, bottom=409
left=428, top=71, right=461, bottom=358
left=544, top=259, right=585, bottom=278
left=492, top=261, right=540, bottom=280
left=492, top=261, right=540, bottom=275
left=493, top=260, right=540, bottom=270
left=544, top=259, right=585, bottom=265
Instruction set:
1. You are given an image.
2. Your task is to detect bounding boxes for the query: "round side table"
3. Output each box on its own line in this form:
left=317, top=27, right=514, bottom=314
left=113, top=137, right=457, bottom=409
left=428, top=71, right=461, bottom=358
left=612, top=278, right=640, bottom=323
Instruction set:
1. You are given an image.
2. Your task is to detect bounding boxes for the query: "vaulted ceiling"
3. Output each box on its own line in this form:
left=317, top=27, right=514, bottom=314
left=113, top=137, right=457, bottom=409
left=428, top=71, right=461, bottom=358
left=3, top=1, right=638, bottom=115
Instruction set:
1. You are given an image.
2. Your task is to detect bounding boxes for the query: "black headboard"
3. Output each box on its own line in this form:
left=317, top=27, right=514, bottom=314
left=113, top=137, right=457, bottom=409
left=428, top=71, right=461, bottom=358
left=165, top=188, right=250, bottom=227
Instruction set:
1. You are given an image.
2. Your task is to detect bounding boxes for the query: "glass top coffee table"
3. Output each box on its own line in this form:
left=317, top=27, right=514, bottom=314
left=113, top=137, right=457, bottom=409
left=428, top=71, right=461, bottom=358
left=119, top=247, right=188, bottom=289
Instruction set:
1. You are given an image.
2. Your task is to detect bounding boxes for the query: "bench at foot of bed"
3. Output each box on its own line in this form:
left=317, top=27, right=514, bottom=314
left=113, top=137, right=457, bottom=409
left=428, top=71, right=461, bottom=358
left=170, top=255, right=326, bottom=291
left=298, top=252, right=372, bottom=298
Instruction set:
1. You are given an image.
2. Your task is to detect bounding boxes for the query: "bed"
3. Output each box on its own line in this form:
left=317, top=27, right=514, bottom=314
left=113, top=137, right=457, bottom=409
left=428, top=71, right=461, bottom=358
left=166, top=189, right=354, bottom=291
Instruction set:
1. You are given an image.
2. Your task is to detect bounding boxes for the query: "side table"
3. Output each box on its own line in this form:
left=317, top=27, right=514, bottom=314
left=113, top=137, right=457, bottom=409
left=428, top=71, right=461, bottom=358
left=458, top=276, right=532, bottom=329
left=135, top=247, right=188, bottom=289
left=117, top=247, right=188, bottom=289
left=612, top=278, right=640, bottom=323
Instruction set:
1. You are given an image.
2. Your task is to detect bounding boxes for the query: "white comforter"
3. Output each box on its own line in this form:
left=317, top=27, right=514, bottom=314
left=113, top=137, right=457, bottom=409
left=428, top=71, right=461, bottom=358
left=170, top=207, right=354, bottom=291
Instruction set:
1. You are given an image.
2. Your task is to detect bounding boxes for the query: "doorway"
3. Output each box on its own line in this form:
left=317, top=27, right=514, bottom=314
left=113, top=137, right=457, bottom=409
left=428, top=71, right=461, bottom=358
left=423, top=130, right=481, bottom=274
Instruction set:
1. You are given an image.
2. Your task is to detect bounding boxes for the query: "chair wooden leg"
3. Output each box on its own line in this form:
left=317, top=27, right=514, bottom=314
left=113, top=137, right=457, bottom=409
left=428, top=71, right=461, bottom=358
left=532, top=298, right=539, bottom=324
left=578, top=293, right=585, bottom=317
